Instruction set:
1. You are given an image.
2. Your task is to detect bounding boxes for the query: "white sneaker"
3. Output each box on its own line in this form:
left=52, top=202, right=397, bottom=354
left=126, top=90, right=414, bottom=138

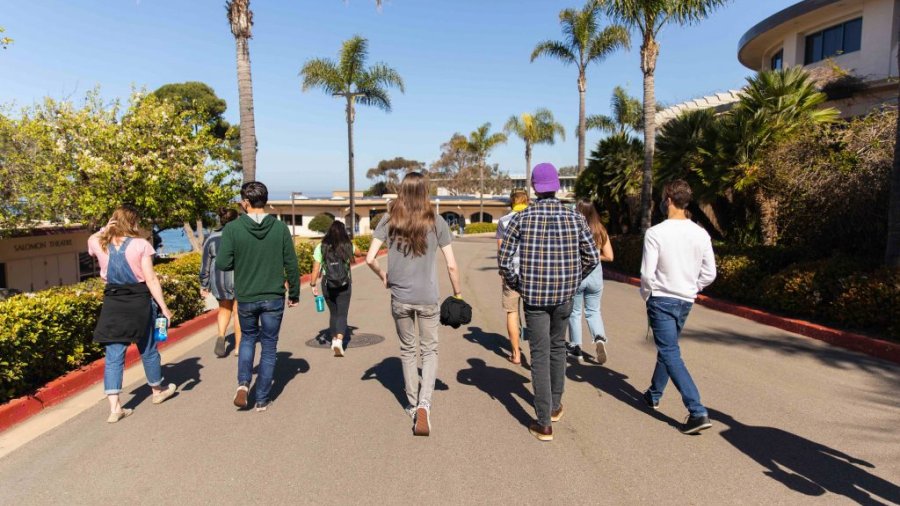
left=332, top=338, right=344, bottom=357
left=594, top=339, right=608, bottom=365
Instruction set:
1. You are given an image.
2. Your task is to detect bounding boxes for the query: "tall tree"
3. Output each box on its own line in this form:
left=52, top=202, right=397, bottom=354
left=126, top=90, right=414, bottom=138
left=226, top=0, right=257, bottom=183
left=598, top=0, right=730, bottom=232
left=575, top=133, right=644, bottom=234
left=504, top=108, right=566, bottom=197
left=725, top=67, right=838, bottom=245
left=887, top=24, right=900, bottom=267
left=365, top=156, right=424, bottom=195
left=300, top=36, right=404, bottom=236
left=531, top=2, right=629, bottom=175
left=586, top=85, right=642, bottom=137
left=460, top=123, right=507, bottom=221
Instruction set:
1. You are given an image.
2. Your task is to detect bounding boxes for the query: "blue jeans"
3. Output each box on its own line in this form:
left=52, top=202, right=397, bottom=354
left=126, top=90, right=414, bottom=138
left=646, top=296, right=707, bottom=417
left=237, top=298, right=285, bottom=405
left=568, top=266, right=606, bottom=346
left=103, top=303, right=163, bottom=395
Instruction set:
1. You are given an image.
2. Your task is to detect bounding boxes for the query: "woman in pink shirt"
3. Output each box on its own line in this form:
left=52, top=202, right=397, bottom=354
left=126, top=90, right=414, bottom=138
left=89, top=205, right=176, bottom=423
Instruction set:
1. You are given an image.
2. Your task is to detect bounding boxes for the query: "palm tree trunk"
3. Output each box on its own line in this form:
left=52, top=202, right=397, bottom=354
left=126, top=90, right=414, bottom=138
left=346, top=98, right=356, bottom=238
left=479, top=160, right=484, bottom=222
left=754, top=185, right=778, bottom=246
left=639, top=38, right=659, bottom=233
left=577, top=73, right=587, bottom=175
left=886, top=29, right=900, bottom=267
left=235, top=36, right=257, bottom=183
left=525, top=143, right=532, bottom=198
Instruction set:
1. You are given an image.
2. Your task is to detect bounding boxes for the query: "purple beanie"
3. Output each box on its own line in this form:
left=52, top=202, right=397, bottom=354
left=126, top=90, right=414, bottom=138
left=532, top=163, right=560, bottom=193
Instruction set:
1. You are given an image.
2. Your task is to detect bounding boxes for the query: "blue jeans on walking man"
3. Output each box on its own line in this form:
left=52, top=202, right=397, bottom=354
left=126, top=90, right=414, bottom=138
left=237, top=298, right=286, bottom=405
left=646, top=296, right=707, bottom=417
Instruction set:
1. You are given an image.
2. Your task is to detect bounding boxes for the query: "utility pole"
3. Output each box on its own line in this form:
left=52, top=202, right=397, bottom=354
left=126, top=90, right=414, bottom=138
left=334, top=91, right=368, bottom=238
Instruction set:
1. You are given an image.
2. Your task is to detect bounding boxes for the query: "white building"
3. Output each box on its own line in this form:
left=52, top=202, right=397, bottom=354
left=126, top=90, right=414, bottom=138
left=0, top=227, right=94, bottom=293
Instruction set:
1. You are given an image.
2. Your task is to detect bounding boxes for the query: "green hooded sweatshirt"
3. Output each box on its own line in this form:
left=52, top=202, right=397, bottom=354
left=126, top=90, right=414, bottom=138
left=215, top=214, right=300, bottom=303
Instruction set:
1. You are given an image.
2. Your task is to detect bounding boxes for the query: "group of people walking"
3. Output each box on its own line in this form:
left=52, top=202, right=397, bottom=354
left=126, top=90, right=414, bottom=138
left=89, top=164, right=715, bottom=440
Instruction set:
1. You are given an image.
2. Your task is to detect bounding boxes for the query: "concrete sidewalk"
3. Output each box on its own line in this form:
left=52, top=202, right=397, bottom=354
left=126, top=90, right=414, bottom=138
left=0, top=237, right=898, bottom=505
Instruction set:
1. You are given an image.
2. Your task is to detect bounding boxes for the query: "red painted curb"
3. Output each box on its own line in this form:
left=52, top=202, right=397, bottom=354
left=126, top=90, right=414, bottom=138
left=602, top=269, right=900, bottom=364
left=0, top=251, right=388, bottom=433
left=0, top=310, right=218, bottom=433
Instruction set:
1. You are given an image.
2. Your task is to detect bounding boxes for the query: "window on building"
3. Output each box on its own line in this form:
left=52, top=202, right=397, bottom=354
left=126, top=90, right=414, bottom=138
left=0, top=263, right=6, bottom=288
left=280, top=215, right=303, bottom=226
left=804, top=17, right=862, bottom=64
left=78, top=252, right=99, bottom=281
left=770, top=49, right=783, bottom=70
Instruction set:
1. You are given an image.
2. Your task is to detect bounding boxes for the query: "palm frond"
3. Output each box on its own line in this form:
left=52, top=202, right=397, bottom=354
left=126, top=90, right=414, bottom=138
left=670, top=0, right=731, bottom=25
left=587, top=24, right=631, bottom=62
left=299, top=58, right=345, bottom=94
left=356, top=85, right=392, bottom=112
left=504, top=115, right=525, bottom=138
left=339, top=36, right=369, bottom=85
left=365, top=62, right=405, bottom=94
left=586, top=114, right=616, bottom=133
left=530, top=40, right=576, bottom=64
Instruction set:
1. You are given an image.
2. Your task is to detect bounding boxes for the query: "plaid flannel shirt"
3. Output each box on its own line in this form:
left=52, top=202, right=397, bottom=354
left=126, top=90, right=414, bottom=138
left=498, top=198, right=600, bottom=307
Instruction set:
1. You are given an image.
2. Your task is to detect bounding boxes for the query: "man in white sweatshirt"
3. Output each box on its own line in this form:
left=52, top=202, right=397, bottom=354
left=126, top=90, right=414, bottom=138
left=640, top=179, right=716, bottom=435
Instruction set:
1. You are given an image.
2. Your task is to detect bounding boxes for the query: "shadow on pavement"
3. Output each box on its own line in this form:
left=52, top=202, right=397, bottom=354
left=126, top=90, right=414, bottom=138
left=457, top=358, right=534, bottom=427
left=681, top=327, right=900, bottom=377
left=462, top=326, right=511, bottom=360
left=247, top=351, right=310, bottom=405
left=124, top=356, right=204, bottom=409
left=361, top=357, right=449, bottom=409
left=565, top=362, right=680, bottom=429
left=313, top=326, right=359, bottom=346
left=710, top=409, right=900, bottom=505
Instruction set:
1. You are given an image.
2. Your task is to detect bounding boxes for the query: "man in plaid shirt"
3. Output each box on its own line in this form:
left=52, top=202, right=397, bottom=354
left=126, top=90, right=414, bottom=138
left=499, top=163, right=600, bottom=441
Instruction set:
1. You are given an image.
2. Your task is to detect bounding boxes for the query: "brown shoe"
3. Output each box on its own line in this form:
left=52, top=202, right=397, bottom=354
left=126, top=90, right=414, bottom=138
left=529, top=422, right=553, bottom=441
left=413, top=405, right=431, bottom=436
left=233, top=384, right=249, bottom=408
left=551, top=405, right=564, bottom=422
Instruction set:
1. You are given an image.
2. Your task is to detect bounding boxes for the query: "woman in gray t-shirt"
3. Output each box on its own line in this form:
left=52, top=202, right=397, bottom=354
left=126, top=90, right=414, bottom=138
left=366, top=172, right=462, bottom=437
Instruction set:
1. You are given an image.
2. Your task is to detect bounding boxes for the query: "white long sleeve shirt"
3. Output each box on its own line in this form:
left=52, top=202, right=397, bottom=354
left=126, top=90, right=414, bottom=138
left=640, top=219, right=717, bottom=302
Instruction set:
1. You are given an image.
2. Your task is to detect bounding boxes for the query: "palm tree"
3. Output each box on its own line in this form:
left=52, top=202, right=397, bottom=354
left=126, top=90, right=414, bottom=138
left=586, top=85, right=642, bottom=137
left=300, top=36, right=404, bottom=237
left=726, top=67, right=838, bottom=245
left=226, top=0, right=257, bottom=183
left=531, top=2, right=630, bottom=175
left=575, top=133, right=644, bottom=233
left=598, top=0, right=730, bottom=232
left=504, top=109, right=566, bottom=197
left=461, top=123, right=507, bottom=222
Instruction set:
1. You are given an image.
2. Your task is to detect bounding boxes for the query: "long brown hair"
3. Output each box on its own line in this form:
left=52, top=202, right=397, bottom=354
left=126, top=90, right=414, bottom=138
left=99, top=205, right=144, bottom=252
left=576, top=200, right=608, bottom=248
left=388, top=172, right=435, bottom=257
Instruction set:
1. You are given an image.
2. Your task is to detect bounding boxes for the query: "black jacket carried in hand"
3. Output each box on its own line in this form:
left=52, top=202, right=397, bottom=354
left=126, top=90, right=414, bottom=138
left=440, top=296, right=472, bottom=329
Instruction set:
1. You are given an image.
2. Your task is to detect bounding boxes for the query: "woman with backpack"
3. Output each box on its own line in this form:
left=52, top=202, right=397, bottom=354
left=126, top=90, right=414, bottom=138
left=366, top=172, right=463, bottom=436
left=310, top=220, right=355, bottom=357
left=201, top=207, right=242, bottom=358
left=88, top=204, right=177, bottom=423
left=566, top=200, right=615, bottom=364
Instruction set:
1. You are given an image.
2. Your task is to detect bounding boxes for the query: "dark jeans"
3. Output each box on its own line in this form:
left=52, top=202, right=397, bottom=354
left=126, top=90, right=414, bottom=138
left=524, top=300, right=573, bottom=426
left=237, top=297, right=285, bottom=405
left=323, top=283, right=351, bottom=338
left=646, top=296, right=707, bottom=417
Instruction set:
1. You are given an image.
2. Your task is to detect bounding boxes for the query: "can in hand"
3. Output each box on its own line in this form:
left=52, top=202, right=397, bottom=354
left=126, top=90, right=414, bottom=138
left=154, top=316, right=169, bottom=342
left=315, top=295, right=325, bottom=313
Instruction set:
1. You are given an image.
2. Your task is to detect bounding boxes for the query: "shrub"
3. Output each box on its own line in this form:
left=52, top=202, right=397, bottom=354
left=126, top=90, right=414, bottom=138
left=353, top=235, right=372, bottom=255
left=295, top=241, right=315, bottom=276
left=608, top=235, right=643, bottom=276
left=308, top=214, right=334, bottom=234
left=831, top=269, right=900, bottom=336
left=464, top=222, right=498, bottom=234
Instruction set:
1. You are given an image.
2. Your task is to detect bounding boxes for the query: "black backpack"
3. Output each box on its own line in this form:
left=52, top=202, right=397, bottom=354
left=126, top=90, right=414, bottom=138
left=322, top=242, right=352, bottom=289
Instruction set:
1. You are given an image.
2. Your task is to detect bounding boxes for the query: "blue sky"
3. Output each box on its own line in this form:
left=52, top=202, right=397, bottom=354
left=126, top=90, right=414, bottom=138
left=1, top=0, right=797, bottom=196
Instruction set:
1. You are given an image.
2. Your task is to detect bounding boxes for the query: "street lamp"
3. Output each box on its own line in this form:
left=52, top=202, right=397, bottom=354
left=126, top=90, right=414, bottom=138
left=290, top=192, right=304, bottom=237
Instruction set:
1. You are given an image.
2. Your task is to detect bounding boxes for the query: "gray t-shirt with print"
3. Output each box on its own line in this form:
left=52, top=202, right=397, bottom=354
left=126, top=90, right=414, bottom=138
left=374, top=214, right=452, bottom=305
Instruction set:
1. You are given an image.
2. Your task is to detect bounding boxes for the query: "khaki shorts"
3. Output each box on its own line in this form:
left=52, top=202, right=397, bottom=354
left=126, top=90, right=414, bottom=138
left=501, top=283, right=520, bottom=313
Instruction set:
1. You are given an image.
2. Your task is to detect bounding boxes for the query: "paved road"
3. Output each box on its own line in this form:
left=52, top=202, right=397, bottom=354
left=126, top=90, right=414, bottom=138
left=1, top=238, right=898, bottom=505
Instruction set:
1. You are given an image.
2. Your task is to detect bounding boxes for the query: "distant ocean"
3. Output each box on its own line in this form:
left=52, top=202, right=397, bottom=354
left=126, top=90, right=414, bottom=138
left=157, top=228, right=195, bottom=256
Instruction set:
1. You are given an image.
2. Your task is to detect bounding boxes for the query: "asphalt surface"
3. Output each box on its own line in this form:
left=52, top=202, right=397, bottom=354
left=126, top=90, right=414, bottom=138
left=1, top=238, right=898, bottom=505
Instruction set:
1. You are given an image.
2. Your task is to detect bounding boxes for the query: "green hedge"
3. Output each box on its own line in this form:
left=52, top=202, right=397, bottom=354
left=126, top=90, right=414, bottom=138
left=608, top=236, right=899, bottom=340
left=465, top=222, right=498, bottom=234
left=0, top=253, right=207, bottom=404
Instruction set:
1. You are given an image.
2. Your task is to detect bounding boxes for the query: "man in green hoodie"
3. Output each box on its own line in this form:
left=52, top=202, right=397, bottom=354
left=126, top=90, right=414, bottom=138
left=216, top=181, right=300, bottom=412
